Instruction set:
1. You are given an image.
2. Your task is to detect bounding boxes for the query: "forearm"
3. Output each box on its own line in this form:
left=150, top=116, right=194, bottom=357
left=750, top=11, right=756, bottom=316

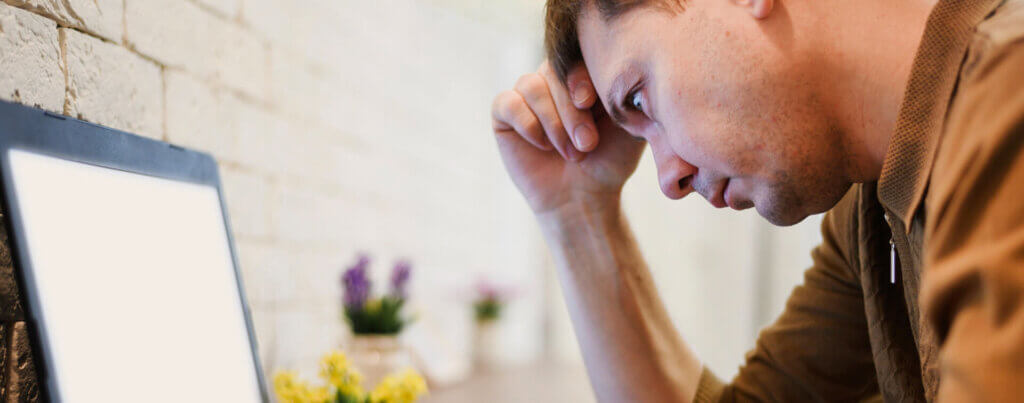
left=538, top=199, right=702, bottom=403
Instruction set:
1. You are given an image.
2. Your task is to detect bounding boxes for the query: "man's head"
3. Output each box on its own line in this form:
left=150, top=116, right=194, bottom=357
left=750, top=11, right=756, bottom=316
left=545, top=0, right=854, bottom=226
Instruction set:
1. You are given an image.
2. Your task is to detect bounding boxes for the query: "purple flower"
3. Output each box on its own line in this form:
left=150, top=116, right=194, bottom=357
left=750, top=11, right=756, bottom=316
left=342, top=254, right=371, bottom=309
left=474, top=279, right=516, bottom=303
left=390, top=260, right=412, bottom=299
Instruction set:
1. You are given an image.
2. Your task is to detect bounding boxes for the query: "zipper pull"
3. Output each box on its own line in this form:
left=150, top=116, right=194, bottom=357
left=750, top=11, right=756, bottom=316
left=885, top=212, right=896, bottom=285
left=890, top=238, right=896, bottom=284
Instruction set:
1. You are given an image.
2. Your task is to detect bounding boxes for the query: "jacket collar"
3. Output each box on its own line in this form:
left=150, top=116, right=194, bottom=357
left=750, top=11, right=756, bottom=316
left=877, top=0, right=1005, bottom=231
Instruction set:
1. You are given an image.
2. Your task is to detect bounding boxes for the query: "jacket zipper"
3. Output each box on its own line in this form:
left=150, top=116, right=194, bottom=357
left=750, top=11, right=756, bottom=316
left=886, top=212, right=896, bottom=285
left=890, top=238, right=896, bottom=284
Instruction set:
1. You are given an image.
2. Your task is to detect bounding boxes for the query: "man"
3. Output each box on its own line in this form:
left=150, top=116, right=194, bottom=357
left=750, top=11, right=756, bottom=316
left=490, top=0, right=1024, bottom=401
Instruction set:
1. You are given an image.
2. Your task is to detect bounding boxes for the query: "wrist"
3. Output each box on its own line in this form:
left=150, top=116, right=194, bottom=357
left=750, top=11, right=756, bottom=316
left=536, top=193, right=624, bottom=231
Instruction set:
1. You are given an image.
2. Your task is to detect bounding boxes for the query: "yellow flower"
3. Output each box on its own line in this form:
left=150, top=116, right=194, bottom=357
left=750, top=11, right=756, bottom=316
left=319, top=350, right=365, bottom=398
left=303, top=386, right=331, bottom=403
left=369, top=368, right=428, bottom=403
left=365, top=297, right=383, bottom=314
left=274, top=371, right=331, bottom=403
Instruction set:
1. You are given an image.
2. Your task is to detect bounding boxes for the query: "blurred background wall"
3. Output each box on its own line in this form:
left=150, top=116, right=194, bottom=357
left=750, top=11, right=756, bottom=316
left=0, top=0, right=824, bottom=399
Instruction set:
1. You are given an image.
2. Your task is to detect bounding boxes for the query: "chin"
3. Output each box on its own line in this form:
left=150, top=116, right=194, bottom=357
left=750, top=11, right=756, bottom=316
left=758, top=206, right=809, bottom=227
left=755, top=181, right=849, bottom=226
left=754, top=195, right=815, bottom=227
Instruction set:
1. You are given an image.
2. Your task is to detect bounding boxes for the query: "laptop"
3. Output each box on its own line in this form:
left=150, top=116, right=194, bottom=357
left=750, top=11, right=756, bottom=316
left=0, top=100, right=268, bottom=402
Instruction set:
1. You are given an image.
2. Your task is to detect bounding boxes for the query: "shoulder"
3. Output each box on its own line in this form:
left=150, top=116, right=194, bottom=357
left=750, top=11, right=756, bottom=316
left=961, top=0, right=1024, bottom=82
left=930, top=15, right=1024, bottom=226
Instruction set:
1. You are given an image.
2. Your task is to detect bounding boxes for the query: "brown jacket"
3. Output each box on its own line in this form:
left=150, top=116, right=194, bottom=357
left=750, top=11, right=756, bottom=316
left=696, top=0, right=1024, bottom=401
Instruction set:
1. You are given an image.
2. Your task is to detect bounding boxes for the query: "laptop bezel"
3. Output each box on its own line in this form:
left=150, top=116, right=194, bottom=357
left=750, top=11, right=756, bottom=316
left=0, top=100, right=269, bottom=402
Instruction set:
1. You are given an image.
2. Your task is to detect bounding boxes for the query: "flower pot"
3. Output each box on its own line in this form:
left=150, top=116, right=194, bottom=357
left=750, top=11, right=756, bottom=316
left=346, top=334, right=413, bottom=389
left=472, top=320, right=502, bottom=371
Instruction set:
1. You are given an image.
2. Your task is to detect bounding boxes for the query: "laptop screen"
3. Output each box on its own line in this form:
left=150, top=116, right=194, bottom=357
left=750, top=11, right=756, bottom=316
left=7, top=148, right=262, bottom=402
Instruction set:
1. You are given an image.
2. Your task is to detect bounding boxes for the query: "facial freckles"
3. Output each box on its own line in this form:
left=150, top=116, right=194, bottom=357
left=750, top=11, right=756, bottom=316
left=577, top=2, right=852, bottom=225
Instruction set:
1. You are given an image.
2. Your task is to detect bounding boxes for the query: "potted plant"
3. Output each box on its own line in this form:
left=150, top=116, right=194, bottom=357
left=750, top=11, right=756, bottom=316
left=274, top=350, right=427, bottom=403
left=341, top=254, right=414, bottom=388
left=471, top=279, right=516, bottom=370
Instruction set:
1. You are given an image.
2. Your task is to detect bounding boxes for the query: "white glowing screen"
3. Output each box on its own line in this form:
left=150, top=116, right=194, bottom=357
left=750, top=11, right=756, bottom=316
left=7, top=149, right=262, bottom=402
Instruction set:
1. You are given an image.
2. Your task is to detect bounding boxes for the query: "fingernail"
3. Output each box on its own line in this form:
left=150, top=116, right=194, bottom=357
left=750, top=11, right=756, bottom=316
left=571, top=85, right=590, bottom=107
left=573, top=123, right=596, bottom=150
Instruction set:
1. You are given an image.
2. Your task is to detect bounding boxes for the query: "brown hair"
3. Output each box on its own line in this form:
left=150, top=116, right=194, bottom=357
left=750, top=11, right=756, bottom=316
left=544, top=0, right=682, bottom=83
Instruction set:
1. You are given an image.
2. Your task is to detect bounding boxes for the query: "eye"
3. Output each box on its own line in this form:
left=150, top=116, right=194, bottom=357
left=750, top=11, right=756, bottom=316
left=628, top=90, right=644, bottom=113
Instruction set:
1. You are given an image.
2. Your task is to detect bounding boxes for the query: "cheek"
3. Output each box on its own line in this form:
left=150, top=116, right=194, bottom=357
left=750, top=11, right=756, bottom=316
left=661, top=103, right=762, bottom=176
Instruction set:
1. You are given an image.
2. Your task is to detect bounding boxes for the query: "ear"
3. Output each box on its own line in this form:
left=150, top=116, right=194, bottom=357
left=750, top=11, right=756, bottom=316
left=733, top=0, right=774, bottom=19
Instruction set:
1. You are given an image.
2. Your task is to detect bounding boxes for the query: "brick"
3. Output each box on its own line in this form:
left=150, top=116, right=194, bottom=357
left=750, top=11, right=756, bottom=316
left=214, top=21, right=267, bottom=99
left=240, top=0, right=304, bottom=49
left=229, top=99, right=289, bottom=172
left=164, top=70, right=233, bottom=156
left=193, top=0, right=239, bottom=19
left=165, top=70, right=293, bottom=171
left=5, top=322, right=39, bottom=403
left=0, top=3, right=62, bottom=113
left=62, top=28, right=163, bottom=139
left=125, top=0, right=266, bottom=99
left=244, top=0, right=348, bottom=67
left=266, top=46, right=326, bottom=121
left=124, top=0, right=209, bottom=75
left=0, top=322, right=6, bottom=402
left=221, top=168, right=273, bottom=240
left=0, top=221, right=23, bottom=323
left=6, top=0, right=123, bottom=42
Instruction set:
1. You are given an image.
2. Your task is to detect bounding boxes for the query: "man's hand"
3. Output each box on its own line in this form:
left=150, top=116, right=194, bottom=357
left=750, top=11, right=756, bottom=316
left=491, top=61, right=645, bottom=215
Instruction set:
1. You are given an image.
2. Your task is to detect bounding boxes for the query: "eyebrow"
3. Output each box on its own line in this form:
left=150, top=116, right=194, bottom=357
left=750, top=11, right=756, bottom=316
left=606, top=72, right=629, bottom=126
left=603, top=63, right=646, bottom=141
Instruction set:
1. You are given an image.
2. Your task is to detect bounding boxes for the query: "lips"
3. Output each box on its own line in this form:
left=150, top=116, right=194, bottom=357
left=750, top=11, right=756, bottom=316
left=708, top=178, right=729, bottom=209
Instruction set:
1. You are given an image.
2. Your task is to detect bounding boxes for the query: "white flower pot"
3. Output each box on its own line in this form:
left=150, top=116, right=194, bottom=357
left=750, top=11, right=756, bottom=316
left=472, top=320, right=502, bottom=371
left=346, top=334, right=412, bottom=389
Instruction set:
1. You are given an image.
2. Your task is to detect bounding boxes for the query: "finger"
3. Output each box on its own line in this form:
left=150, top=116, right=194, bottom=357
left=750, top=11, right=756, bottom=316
left=491, top=90, right=553, bottom=151
left=514, top=72, right=580, bottom=161
left=566, top=64, right=598, bottom=110
left=539, top=62, right=599, bottom=153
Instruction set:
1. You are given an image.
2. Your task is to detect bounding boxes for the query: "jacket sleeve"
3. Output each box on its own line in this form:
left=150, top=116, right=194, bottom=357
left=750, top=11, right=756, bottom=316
left=695, top=189, right=879, bottom=402
left=921, top=43, right=1024, bottom=402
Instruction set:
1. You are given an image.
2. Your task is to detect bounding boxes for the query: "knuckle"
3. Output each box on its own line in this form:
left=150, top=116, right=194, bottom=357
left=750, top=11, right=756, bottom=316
left=492, top=90, right=512, bottom=110
left=494, top=91, right=523, bottom=115
left=514, top=73, right=547, bottom=98
left=537, top=60, right=554, bottom=77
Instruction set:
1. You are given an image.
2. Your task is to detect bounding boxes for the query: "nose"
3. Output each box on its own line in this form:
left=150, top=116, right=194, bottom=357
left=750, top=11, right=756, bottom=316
left=651, top=139, right=696, bottom=200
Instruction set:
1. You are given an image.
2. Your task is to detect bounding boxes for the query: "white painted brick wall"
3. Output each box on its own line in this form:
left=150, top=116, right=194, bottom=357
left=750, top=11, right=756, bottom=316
left=0, top=3, right=63, bottom=112
left=164, top=70, right=235, bottom=156
left=125, top=0, right=266, bottom=100
left=124, top=0, right=214, bottom=76
left=62, top=27, right=162, bottom=138
left=0, top=0, right=568, bottom=388
left=6, top=0, right=123, bottom=42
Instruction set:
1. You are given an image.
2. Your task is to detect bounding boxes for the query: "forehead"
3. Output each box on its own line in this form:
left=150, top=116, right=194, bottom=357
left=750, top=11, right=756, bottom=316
left=577, top=4, right=672, bottom=110
left=577, top=7, right=638, bottom=103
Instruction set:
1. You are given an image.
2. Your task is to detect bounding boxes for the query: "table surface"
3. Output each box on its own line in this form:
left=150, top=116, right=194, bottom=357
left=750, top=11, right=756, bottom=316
left=422, top=362, right=596, bottom=403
